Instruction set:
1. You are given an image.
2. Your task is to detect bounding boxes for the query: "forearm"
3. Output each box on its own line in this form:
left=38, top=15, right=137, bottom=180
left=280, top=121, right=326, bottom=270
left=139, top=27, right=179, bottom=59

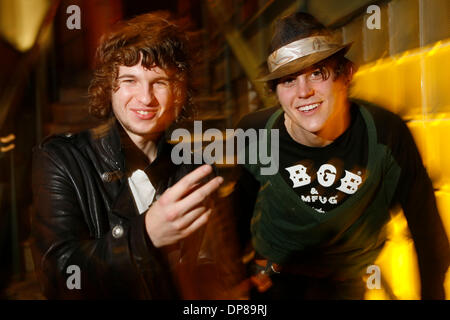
left=401, top=172, right=450, bottom=299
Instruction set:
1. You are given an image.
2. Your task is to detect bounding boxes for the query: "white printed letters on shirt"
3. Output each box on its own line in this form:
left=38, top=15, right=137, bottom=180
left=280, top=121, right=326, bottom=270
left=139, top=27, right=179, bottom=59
left=285, top=163, right=362, bottom=195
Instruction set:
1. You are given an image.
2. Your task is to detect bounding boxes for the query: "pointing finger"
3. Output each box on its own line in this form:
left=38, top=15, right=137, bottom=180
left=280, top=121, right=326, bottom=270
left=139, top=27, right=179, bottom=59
left=175, top=175, right=223, bottom=215
left=164, top=165, right=213, bottom=202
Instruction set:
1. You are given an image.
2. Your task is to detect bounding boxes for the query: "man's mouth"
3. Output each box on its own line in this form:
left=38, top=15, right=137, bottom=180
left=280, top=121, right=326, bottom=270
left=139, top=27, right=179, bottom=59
left=132, top=109, right=157, bottom=119
left=136, top=110, right=151, bottom=115
left=296, top=102, right=321, bottom=113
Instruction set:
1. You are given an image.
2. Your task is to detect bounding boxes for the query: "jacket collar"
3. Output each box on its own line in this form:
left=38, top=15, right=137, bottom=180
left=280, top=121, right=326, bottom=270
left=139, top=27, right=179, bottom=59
left=89, top=116, right=174, bottom=173
left=88, top=117, right=176, bottom=214
left=89, top=116, right=125, bottom=174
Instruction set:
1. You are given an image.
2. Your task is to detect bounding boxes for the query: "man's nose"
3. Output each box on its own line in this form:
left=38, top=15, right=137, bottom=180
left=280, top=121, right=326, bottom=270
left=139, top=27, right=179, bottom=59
left=137, top=85, right=155, bottom=105
left=296, top=76, right=314, bottom=98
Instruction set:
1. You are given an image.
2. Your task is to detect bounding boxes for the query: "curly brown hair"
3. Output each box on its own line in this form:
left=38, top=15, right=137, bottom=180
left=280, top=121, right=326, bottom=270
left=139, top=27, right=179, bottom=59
left=88, top=11, right=193, bottom=119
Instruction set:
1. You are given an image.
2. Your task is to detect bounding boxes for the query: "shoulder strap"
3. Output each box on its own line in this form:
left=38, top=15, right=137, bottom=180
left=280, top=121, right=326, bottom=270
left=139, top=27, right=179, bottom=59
left=265, top=108, right=283, bottom=130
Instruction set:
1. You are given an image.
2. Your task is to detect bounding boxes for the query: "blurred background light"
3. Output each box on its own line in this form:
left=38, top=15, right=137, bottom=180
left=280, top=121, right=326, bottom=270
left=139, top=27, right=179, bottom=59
left=0, top=0, right=50, bottom=52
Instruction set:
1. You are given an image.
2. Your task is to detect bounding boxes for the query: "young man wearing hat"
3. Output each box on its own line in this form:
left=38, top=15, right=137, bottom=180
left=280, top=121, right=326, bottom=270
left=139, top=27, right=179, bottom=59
left=235, top=12, right=449, bottom=299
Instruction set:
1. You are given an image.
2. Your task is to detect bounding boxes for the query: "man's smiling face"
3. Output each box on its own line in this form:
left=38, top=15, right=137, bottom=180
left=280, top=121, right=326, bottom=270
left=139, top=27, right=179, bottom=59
left=276, top=61, right=351, bottom=139
left=111, top=61, right=183, bottom=142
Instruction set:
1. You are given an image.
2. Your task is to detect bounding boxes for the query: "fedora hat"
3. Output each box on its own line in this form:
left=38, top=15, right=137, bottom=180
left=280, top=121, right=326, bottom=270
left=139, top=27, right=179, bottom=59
left=257, top=12, right=352, bottom=82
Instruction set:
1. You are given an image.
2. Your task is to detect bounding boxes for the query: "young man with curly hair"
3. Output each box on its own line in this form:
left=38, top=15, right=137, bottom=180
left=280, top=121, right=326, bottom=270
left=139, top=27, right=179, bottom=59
left=31, top=12, right=228, bottom=299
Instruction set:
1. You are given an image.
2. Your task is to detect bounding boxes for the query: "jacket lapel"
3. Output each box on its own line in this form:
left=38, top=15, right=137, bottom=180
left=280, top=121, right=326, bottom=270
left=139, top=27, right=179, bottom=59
left=110, top=180, right=140, bottom=220
left=88, top=118, right=136, bottom=220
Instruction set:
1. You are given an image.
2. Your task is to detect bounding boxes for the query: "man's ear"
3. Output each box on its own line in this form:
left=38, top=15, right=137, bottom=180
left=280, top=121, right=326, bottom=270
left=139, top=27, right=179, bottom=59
left=346, top=62, right=358, bottom=84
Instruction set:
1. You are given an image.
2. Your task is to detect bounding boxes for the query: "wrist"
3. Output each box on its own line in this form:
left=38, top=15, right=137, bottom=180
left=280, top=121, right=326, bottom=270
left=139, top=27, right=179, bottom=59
left=144, top=207, right=161, bottom=248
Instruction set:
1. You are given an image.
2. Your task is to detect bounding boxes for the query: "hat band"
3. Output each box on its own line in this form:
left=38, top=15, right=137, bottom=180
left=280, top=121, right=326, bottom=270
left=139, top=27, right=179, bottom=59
left=267, top=36, right=340, bottom=72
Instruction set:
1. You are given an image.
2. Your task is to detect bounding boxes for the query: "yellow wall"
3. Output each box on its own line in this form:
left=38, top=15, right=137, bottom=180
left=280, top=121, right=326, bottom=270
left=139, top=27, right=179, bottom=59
left=350, top=39, right=450, bottom=299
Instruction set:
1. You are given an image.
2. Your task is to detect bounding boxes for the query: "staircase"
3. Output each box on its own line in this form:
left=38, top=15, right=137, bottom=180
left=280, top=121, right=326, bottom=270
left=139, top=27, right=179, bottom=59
left=44, top=72, right=102, bottom=137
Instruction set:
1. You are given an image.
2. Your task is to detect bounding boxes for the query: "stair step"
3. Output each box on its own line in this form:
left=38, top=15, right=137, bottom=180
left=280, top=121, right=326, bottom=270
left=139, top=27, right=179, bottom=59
left=44, top=121, right=100, bottom=136
left=58, top=87, right=89, bottom=105
left=51, top=102, right=98, bottom=124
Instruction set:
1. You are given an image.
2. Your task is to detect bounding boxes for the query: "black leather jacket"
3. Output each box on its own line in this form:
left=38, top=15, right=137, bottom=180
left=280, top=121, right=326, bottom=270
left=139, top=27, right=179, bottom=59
left=31, top=118, right=217, bottom=299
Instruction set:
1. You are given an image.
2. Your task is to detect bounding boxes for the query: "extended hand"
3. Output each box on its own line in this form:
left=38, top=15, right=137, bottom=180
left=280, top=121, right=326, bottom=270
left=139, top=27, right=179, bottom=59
left=145, top=164, right=223, bottom=248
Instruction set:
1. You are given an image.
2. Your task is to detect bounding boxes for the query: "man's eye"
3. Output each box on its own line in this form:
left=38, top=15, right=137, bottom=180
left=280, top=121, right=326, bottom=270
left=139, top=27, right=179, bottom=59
left=310, top=70, right=323, bottom=80
left=122, top=79, right=136, bottom=84
left=281, top=78, right=296, bottom=86
left=154, top=81, right=169, bottom=88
